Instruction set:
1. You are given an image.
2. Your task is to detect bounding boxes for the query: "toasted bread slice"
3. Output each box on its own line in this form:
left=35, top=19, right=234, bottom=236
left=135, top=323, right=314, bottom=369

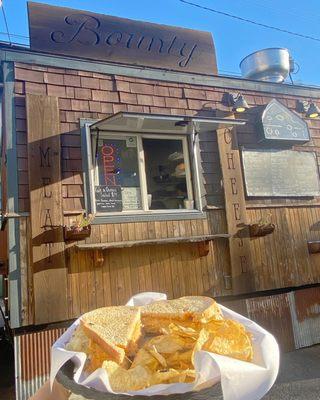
left=66, top=325, right=129, bottom=369
left=80, top=306, right=141, bottom=363
left=141, top=296, right=222, bottom=333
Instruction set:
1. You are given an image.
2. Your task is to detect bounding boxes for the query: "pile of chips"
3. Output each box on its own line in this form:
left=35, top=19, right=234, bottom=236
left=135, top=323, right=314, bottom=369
left=102, top=319, right=253, bottom=392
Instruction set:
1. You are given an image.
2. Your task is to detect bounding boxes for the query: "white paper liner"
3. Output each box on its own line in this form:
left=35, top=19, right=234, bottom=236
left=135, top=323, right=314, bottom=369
left=50, top=292, right=279, bottom=399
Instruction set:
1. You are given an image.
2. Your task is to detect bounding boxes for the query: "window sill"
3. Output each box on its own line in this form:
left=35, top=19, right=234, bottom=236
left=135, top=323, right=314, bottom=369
left=91, top=210, right=206, bottom=224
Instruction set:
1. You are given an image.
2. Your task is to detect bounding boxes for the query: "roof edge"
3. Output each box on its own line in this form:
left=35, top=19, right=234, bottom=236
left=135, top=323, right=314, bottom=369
left=1, top=44, right=320, bottom=98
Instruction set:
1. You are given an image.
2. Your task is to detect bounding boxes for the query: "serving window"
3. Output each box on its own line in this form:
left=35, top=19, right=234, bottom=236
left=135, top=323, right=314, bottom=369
left=82, top=112, right=246, bottom=222
left=93, top=133, right=193, bottom=214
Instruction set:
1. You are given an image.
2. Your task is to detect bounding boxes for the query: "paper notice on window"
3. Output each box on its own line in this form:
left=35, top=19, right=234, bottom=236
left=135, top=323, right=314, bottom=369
left=122, top=187, right=142, bottom=210
left=126, top=137, right=137, bottom=147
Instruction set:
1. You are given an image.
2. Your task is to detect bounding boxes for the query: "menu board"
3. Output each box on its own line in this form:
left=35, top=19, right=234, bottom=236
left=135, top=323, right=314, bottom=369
left=95, top=185, right=122, bottom=212
left=122, top=187, right=142, bottom=210
left=242, top=149, right=320, bottom=197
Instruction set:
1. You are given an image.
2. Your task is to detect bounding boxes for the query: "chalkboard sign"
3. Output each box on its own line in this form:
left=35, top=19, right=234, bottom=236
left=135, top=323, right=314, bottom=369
left=95, top=185, right=122, bottom=212
left=260, top=99, right=310, bottom=143
left=242, top=149, right=320, bottom=197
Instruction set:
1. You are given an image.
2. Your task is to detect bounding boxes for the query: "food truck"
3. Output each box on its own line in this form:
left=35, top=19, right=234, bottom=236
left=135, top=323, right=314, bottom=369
left=0, top=2, right=319, bottom=398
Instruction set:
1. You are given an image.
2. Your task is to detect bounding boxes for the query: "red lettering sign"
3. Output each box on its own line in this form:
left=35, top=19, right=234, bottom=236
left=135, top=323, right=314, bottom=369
left=102, top=144, right=118, bottom=186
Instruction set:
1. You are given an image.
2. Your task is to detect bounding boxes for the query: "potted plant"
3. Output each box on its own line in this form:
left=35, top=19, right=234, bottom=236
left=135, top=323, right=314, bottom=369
left=63, top=213, right=94, bottom=242
left=249, top=213, right=275, bottom=238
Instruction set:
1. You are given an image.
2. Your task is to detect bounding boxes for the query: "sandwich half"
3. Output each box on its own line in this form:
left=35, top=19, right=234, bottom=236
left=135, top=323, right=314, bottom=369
left=80, top=305, right=142, bottom=365
left=141, top=296, right=223, bottom=333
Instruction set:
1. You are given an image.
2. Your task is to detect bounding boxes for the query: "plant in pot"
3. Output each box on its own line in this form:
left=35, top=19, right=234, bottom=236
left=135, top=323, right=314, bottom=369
left=249, top=212, right=275, bottom=238
left=63, top=213, right=94, bottom=242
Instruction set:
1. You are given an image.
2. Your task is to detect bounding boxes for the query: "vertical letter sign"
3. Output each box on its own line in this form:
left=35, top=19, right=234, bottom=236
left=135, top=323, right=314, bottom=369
left=217, top=125, right=255, bottom=294
left=26, top=94, right=68, bottom=324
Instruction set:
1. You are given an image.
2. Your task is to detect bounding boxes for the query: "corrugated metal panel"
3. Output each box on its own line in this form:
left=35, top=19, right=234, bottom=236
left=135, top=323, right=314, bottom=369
left=15, top=327, right=66, bottom=400
left=246, top=293, right=296, bottom=352
left=219, top=298, right=249, bottom=318
left=289, top=287, right=320, bottom=349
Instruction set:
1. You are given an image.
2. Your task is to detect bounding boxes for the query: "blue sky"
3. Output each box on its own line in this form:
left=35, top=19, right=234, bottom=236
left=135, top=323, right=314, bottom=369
left=3, top=0, right=320, bottom=86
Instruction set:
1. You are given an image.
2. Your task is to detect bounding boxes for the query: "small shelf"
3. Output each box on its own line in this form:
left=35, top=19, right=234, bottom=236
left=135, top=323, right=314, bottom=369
left=76, top=234, right=230, bottom=251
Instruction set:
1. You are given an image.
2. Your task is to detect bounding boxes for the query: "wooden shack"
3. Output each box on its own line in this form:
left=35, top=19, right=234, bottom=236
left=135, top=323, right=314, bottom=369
left=0, top=2, right=319, bottom=398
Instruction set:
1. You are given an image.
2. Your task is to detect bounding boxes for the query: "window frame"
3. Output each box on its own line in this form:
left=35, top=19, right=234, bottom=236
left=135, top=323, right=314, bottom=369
left=82, top=123, right=206, bottom=223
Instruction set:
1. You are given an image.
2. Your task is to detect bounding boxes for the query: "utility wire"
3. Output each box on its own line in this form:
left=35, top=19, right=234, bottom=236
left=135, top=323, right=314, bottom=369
left=1, top=2, right=11, bottom=45
left=179, top=0, right=320, bottom=43
left=239, top=0, right=320, bottom=26
left=0, top=32, right=29, bottom=39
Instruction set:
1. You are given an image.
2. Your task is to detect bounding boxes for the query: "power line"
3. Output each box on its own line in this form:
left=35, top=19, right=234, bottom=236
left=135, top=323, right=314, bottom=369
left=1, top=2, right=11, bottom=45
left=179, top=0, right=320, bottom=43
left=0, top=32, right=28, bottom=39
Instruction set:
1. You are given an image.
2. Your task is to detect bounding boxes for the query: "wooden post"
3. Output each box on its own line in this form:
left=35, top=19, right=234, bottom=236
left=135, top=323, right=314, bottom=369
left=26, top=94, right=68, bottom=324
left=217, top=125, right=255, bottom=294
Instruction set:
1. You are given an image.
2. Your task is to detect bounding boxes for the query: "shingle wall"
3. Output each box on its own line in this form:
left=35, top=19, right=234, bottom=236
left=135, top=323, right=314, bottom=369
left=13, top=62, right=320, bottom=213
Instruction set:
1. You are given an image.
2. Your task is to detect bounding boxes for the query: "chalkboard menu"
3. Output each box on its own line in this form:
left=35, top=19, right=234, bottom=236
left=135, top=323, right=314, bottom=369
left=95, top=185, right=122, bottom=212
left=260, top=99, right=310, bottom=143
left=242, top=149, right=320, bottom=197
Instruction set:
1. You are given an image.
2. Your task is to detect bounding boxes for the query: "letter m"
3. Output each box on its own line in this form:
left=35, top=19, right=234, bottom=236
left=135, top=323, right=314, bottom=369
left=39, top=146, right=51, bottom=167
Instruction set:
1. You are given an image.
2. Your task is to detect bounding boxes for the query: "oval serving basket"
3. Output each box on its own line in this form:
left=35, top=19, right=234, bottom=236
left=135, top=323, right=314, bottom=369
left=56, top=360, right=222, bottom=400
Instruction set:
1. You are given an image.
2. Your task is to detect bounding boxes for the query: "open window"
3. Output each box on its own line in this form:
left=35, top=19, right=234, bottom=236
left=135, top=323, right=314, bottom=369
left=82, top=112, right=245, bottom=222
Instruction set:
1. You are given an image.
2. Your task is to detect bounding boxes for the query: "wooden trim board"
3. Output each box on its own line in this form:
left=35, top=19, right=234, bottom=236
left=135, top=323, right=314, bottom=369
left=26, top=93, right=68, bottom=324
left=217, top=125, right=255, bottom=294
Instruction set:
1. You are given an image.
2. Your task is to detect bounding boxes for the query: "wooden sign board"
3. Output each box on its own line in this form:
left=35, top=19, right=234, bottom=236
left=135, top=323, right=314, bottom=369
left=28, top=2, right=217, bottom=75
left=217, top=126, right=255, bottom=294
left=26, top=93, right=68, bottom=324
left=242, top=149, right=320, bottom=197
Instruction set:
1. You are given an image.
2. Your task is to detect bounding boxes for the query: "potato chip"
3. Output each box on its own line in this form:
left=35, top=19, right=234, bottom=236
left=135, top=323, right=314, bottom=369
left=151, top=369, right=196, bottom=385
left=131, top=348, right=160, bottom=372
left=144, top=334, right=194, bottom=354
left=201, top=319, right=253, bottom=362
left=103, top=361, right=152, bottom=392
left=148, top=346, right=167, bottom=368
left=165, top=349, right=193, bottom=370
left=165, top=323, right=199, bottom=340
left=191, top=328, right=209, bottom=365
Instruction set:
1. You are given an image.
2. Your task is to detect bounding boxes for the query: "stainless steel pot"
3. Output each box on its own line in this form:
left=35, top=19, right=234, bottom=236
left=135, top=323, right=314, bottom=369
left=240, top=48, right=294, bottom=83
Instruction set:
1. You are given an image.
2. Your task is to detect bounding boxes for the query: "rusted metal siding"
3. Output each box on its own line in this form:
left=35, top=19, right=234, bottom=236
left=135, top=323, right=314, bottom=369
left=289, top=287, right=320, bottom=349
left=14, top=327, right=66, bottom=400
left=246, top=293, right=296, bottom=352
left=223, top=288, right=320, bottom=353
left=220, top=298, right=249, bottom=318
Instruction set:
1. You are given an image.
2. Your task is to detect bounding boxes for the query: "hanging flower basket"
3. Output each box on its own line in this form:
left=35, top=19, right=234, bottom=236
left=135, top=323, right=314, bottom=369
left=249, top=222, right=275, bottom=238
left=63, top=225, right=91, bottom=242
left=63, top=213, right=94, bottom=242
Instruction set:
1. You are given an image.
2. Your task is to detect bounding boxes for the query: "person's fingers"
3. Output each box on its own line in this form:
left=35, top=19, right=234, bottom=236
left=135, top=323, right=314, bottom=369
left=29, top=380, right=69, bottom=400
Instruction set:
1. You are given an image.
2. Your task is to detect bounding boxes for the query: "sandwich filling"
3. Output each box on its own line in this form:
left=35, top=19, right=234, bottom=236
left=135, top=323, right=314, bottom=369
left=141, top=296, right=223, bottom=333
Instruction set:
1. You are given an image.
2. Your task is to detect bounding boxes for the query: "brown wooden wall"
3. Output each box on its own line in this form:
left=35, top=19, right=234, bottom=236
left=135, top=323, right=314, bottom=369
left=11, top=61, right=320, bottom=326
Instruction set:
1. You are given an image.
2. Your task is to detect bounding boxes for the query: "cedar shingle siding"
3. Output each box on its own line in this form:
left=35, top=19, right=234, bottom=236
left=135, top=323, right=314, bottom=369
left=14, top=62, right=320, bottom=213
